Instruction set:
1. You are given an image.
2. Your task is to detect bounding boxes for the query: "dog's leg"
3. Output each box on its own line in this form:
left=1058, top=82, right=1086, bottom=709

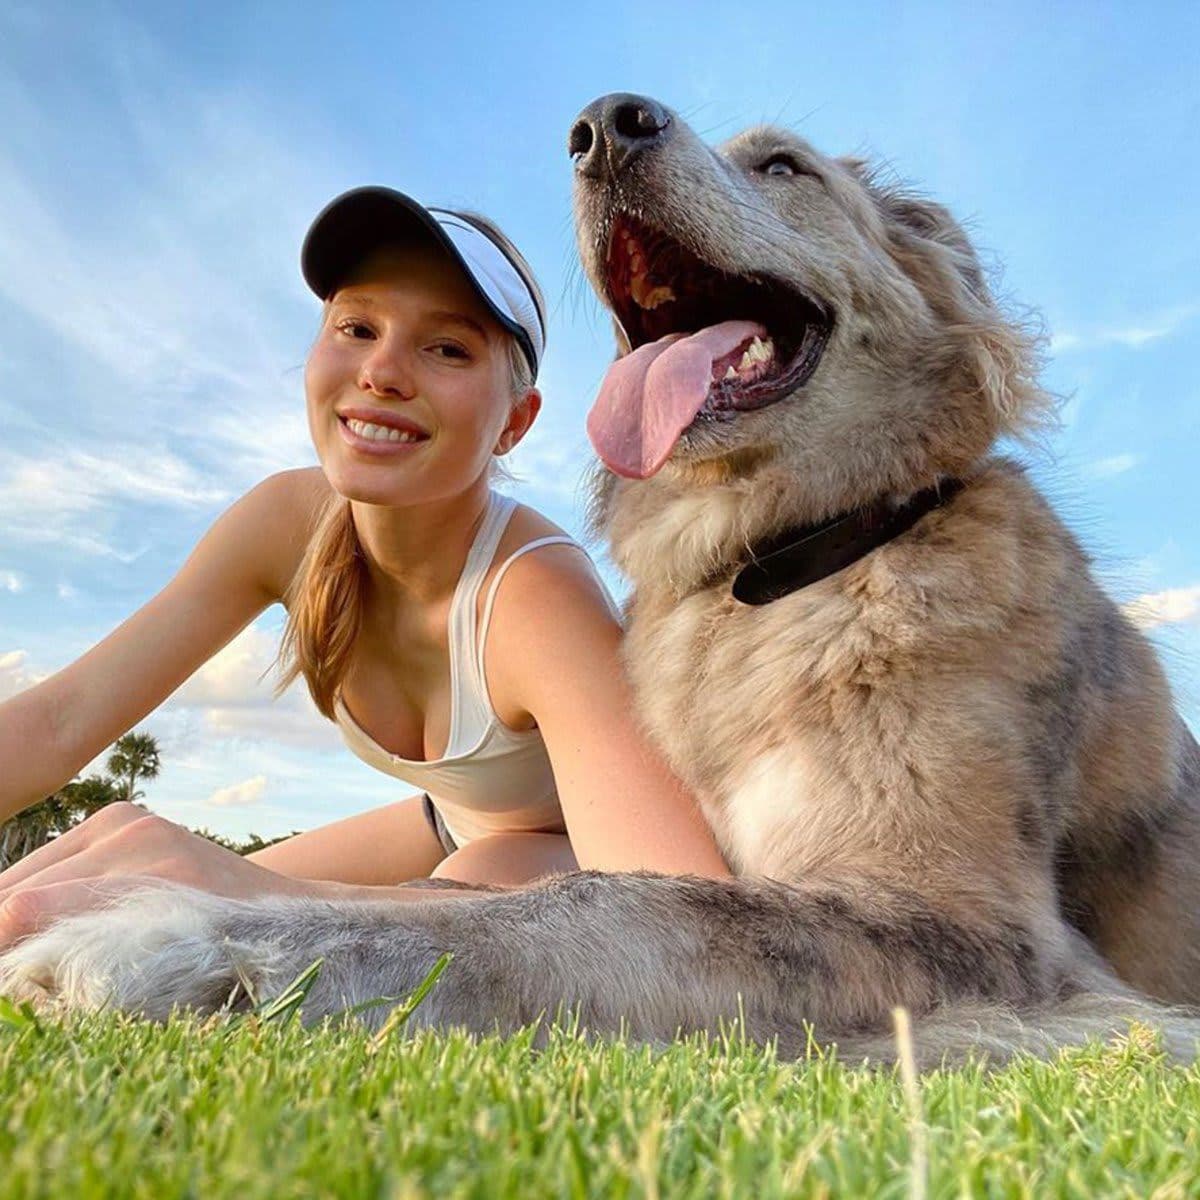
left=4, top=871, right=1191, bottom=1063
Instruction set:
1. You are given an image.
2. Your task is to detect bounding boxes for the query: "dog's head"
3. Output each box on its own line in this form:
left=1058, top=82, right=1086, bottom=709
left=572, top=94, right=1051, bottom=525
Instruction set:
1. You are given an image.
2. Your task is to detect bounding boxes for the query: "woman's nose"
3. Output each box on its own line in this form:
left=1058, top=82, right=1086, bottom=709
left=357, top=338, right=415, bottom=399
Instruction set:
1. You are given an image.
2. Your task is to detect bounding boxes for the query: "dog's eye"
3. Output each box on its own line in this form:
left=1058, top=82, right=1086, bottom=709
left=759, top=155, right=802, bottom=178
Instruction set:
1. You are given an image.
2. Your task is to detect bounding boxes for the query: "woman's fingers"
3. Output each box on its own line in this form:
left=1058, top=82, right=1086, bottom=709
left=0, top=801, right=145, bottom=892
left=0, top=876, right=150, bottom=950
left=0, top=807, right=315, bottom=952
left=0, top=810, right=219, bottom=906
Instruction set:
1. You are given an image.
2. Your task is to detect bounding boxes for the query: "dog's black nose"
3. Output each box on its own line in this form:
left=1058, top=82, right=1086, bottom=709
left=569, top=93, right=671, bottom=180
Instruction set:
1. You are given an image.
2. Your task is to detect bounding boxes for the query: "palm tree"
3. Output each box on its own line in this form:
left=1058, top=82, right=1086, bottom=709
left=0, top=791, right=78, bottom=869
left=58, top=774, right=122, bottom=821
left=106, top=731, right=162, bottom=803
left=0, top=763, right=128, bottom=868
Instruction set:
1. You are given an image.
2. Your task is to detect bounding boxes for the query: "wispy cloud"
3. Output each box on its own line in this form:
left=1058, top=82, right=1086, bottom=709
left=1050, top=305, right=1197, bottom=355
left=0, top=570, right=25, bottom=593
left=506, top=420, right=594, bottom=507
left=0, top=18, right=327, bottom=560
left=1084, top=452, right=1142, bottom=480
left=1122, top=583, right=1200, bottom=630
left=207, top=775, right=268, bottom=807
left=0, top=445, right=231, bottom=558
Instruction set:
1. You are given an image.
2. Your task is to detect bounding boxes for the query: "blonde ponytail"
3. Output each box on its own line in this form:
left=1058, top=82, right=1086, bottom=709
left=276, top=493, right=367, bottom=719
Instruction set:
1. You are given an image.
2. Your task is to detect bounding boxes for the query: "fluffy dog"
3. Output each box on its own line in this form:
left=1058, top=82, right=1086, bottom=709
left=2, top=95, right=1197, bottom=1065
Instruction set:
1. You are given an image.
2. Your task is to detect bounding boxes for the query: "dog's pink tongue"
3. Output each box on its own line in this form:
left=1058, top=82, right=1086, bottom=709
left=587, top=320, right=767, bottom=479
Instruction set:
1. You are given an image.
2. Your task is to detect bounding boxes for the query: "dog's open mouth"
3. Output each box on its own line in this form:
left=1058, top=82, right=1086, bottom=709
left=587, top=215, right=832, bottom=479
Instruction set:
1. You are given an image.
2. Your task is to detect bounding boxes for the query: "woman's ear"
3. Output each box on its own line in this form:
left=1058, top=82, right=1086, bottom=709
left=494, top=388, right=542, bottom=455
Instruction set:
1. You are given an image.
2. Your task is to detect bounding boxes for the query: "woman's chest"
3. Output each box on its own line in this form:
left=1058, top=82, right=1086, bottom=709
left=341, top=621, right=455, bottom=763
left=338, top=599, right=531, bottom=764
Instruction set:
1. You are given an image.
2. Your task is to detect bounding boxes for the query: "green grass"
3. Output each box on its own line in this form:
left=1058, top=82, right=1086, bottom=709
left=4, top=1001, right=1200, bottom=1200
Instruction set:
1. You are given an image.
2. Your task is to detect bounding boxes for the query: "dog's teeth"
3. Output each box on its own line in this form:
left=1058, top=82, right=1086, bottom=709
left=736, top=336, right=776, bottom=372
left=643, top=285, right=676, bottom=310
left=724, top=366, right=738, bottom=380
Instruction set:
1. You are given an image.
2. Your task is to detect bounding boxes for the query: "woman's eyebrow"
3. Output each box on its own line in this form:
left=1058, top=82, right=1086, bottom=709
left=327, top=292, right=380, bottom=311
left=426, top=311, right=490, bottom=339
left=326, top=296, right=488, bottom=338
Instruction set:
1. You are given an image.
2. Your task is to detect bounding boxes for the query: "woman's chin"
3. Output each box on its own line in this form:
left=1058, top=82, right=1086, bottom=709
left=323, top=464, right=424, bottom=508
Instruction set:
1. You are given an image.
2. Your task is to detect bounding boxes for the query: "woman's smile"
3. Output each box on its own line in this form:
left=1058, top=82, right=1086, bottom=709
left=337, top=406, right=432, bottom=456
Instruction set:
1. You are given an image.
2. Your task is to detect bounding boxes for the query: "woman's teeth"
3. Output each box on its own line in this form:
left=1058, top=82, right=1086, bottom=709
left=345, top=418, right=423, bottom=444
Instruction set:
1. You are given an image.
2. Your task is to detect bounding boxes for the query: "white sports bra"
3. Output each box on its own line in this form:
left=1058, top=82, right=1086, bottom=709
left=333, top=491, right=613, bottom=847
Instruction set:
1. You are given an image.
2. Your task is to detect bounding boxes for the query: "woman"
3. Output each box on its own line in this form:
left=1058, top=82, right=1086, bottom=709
left=0, top=188, right=729, bottom=949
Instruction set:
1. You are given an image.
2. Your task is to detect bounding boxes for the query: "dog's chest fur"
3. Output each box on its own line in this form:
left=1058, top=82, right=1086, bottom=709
left=613, top=465, right=1079, bottom=882
left=622, top=571, right=902, bottom=877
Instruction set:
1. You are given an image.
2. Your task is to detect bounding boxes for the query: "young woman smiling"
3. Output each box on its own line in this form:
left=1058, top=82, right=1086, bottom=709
left=0, top=190, right=728, bottom=948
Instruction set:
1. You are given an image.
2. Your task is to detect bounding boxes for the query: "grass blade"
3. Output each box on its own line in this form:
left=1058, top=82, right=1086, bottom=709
left=255, top=957, right=324, bottom=1024
left=370, top=953, right=452, bottom=1049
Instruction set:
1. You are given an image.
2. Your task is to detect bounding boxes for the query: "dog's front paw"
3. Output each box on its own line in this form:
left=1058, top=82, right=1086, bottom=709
left=0, top=883, right=273, bottom=1018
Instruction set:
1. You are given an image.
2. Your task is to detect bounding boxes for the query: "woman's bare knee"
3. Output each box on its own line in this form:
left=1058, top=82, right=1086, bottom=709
left=431, top=833, right=576, bottom=887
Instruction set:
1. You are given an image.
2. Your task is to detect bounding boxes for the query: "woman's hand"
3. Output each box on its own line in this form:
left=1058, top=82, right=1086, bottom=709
left=0, top=802, right=317, bottom=951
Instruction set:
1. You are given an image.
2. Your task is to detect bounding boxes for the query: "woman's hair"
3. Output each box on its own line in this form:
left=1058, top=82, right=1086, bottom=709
left=276, top=213, right=544, bottom=719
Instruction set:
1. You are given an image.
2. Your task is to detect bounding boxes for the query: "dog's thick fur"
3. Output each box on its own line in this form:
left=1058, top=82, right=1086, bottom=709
left=2, top=97, right=1198, bottom=1065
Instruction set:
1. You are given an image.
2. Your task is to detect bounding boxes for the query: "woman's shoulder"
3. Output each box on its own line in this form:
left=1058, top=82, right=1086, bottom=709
left=228, top=467, right=333, bottom=600
left=486, top=497, right=620, bottom=628
left=253, top=465, right=334, bottom=513
left=494, top=499, right=593, bottom=581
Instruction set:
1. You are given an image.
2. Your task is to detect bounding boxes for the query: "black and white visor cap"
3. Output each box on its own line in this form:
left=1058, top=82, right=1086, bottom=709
left=301, top=187, right=544, bottom=379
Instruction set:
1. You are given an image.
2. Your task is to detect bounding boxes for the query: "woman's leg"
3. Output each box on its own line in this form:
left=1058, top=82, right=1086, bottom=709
left=247, top=792, right=447, bottom=885
left=431, top=833, right=577, bottom=887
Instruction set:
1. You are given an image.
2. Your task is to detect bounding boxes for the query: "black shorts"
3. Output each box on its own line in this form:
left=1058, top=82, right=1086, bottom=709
left=421, top=794, right=458, bottom=856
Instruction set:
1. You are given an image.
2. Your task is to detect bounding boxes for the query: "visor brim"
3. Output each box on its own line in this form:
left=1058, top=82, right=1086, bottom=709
left=301, top=187, right=537, bottom=376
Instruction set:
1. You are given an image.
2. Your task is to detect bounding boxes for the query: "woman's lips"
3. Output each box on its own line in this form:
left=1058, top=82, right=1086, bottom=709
left=337, top=413, right=430, bottom=455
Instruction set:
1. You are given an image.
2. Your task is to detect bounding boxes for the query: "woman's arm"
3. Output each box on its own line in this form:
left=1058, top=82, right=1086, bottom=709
left=488, top=547, right=732, bottom=878
left=0, top=468, right=327, bottom=822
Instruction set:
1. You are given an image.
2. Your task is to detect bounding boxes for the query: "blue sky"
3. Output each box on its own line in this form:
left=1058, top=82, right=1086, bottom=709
left=1, top=1, right=1197, bottom=838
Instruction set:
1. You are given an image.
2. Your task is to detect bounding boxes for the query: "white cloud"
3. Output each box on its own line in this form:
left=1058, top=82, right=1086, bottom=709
left=0, top=649, right=43, bottom=701
left=1084, top=452, right=1142, bottom=479
left=171, top=623, right=282, bottom=707
left=167, top=621, right=342, bottom=751
left=56, top=582, right=77, bottom=600
left=1051, top=305, right=1196, bottom=355
left=207, top=775, right=268, bottom=807
left=0, top=570, right=24, bottom=593
left=1122, top=584, right=1200, bottom=630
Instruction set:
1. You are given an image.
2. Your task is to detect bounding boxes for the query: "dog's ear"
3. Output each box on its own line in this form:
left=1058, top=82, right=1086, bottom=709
left=846, top=162, right=1052, bottom=438
left=873, top=193, right=989, bottom=301
left=839, top=159, right=989, bottom=301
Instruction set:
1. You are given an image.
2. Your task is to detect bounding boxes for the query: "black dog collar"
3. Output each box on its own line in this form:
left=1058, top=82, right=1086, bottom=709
left=731, top=479, right=965, bottom=606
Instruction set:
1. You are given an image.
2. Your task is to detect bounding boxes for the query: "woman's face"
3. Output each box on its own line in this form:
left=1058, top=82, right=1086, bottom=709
left=305, top=241, right=534, bottom=508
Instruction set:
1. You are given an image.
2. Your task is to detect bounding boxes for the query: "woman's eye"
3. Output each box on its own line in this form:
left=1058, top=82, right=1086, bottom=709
left=431, top=342, right=470, bottom=360
left=337, top=320, right=375, bottom=340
